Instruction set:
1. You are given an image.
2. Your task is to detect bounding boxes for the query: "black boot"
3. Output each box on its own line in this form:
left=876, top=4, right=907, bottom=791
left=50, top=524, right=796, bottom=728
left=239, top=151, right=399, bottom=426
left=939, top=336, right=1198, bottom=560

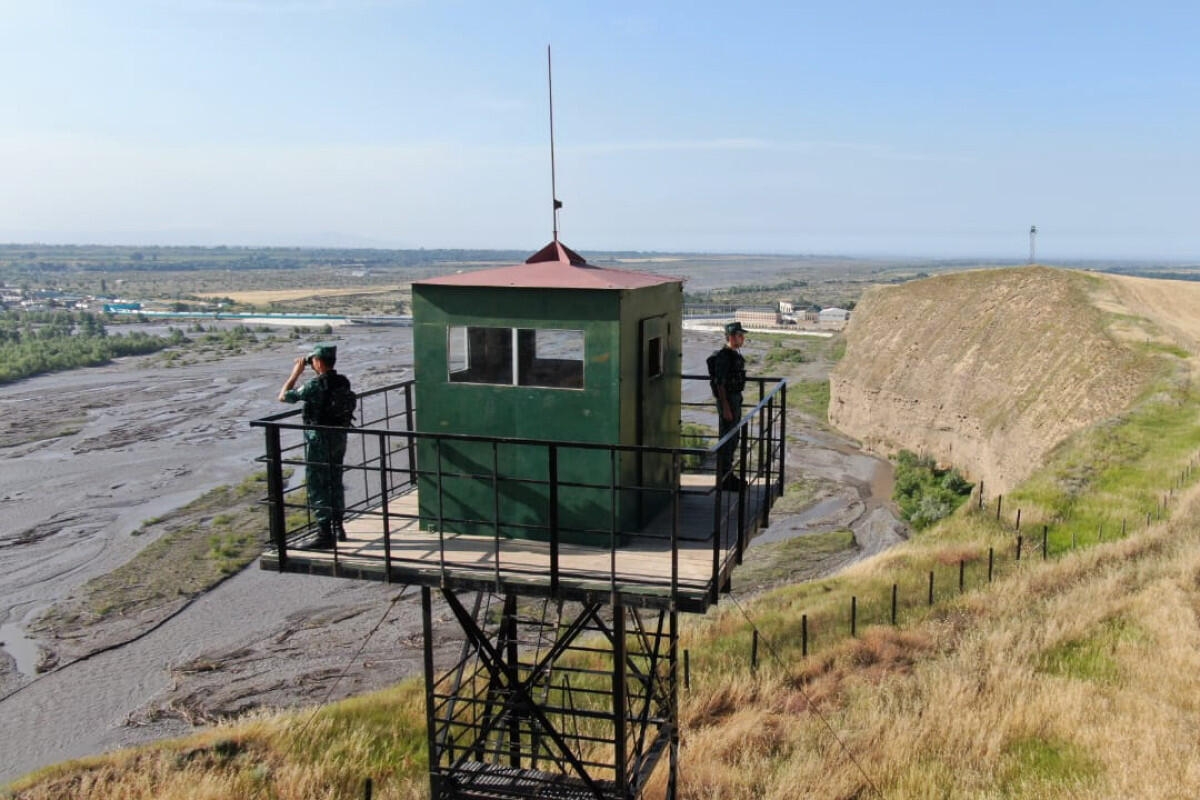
left=335, top=520, right=348, bottom=542
left=309, top=521, right=335, bottom=550
left=721, top=475, right=747, bottom=491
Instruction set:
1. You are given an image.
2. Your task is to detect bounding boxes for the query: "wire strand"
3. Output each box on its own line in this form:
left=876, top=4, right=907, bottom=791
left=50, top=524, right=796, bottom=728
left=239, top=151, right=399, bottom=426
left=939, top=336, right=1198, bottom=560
left=727, top=593, right=885, bottom=800
left=298, top=587, right=409, bottom=735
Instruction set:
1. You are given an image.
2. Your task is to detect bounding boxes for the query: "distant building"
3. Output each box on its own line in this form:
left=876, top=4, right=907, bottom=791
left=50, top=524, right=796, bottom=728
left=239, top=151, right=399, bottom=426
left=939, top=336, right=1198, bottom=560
left=734, top=308, right=781, bottom=328
left=818, top=307, right=851, bottom=329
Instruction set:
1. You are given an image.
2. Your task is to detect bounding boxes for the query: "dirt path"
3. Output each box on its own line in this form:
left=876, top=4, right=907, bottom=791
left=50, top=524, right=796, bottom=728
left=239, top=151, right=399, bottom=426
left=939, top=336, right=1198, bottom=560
left=0, top=326, right=901, bottom=785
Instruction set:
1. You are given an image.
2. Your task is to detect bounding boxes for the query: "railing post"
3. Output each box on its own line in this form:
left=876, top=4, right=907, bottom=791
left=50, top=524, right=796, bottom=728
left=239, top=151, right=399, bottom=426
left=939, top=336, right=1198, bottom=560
left=264, top=423, right=287, bottom=572
left=756, top=380, right=766, bottom=480
left=736, top=420, right=749, bottom=564
left=778, top=383, right=787, bottom=497
left=403, top=382, right=416, bottom=487
left=711, top=466, right=723, bottom=604
left=492, top=441, right=502, bottom=592
left=549, top=444, right=560, bottom=596
left=435, top=439, right=446, bottom=585
left=761, top=396, right=774, bottom=528
left=378, top=432, right=392, bottom=581
left=671, top=452, right=680, bottom=608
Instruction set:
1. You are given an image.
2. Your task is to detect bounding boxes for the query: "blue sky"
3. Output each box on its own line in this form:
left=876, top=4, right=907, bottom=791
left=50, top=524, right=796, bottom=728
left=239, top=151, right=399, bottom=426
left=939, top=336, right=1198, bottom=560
left=2, top=0, right=1198, bottom=259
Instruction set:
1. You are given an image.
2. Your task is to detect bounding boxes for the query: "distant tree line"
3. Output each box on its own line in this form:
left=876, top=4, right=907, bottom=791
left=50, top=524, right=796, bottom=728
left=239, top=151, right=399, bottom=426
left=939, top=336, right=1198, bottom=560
left=0, top=310, right=184, bottom=384
left=0, top=245, right=533, bottom=275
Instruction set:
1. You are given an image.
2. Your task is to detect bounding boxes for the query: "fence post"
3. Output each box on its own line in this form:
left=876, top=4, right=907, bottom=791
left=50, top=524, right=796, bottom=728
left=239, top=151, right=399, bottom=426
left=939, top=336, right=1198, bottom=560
left=891, top=583, right=898, bottom=625
left=988, top=547, right=994, bottom=582
left=1015, top=508, right=1021, bottom=531
left=928, top=571, right=934, bottom=606
left=684, top=649, right=690, bottom=690
left=959, top=560, right=965, bottom=593
left=364, top=777, right=373, bottom=800
left=996, top=495, right=1003, bottom=521
left=801, top=614, right=808, bottom=658
left=1043, top=525, right=1049, bottom=560
left=978, top=480, right=984, bottom=510
left=851, top=596, right=857, bottom=637
left=1016, top=535, right=1023, bottom=561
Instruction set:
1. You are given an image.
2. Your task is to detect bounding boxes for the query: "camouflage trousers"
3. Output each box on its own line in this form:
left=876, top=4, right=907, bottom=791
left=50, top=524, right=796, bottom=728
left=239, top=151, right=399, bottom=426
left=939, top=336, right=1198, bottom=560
left=305, top=431, right=348, bottom=525
left=716, top=395, right=743, bottom=482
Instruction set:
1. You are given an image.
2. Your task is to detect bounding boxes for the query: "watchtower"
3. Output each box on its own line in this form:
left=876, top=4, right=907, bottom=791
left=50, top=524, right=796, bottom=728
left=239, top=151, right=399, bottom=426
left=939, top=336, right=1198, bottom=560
left=253, top=239, right=787, bottom=796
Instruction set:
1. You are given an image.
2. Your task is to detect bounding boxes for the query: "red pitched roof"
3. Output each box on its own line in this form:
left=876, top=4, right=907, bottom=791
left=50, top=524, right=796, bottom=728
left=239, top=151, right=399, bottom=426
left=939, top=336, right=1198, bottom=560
left=416, top=240, right=678, bottom=290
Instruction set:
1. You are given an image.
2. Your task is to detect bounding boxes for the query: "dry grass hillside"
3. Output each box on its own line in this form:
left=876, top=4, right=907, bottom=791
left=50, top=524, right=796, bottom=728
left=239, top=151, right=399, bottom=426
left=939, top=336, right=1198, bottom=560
left=828, top=267, right=1197, bottom=495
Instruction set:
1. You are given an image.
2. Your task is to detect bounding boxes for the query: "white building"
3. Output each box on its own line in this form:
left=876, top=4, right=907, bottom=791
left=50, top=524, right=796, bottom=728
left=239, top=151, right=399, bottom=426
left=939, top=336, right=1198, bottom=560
left=818, top=307, right=851, bottom=329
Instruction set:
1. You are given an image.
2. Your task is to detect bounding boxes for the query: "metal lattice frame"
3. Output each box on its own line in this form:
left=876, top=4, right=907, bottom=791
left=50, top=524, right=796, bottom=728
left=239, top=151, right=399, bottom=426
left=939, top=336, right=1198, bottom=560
left=422, top=588, right=679, bottom=800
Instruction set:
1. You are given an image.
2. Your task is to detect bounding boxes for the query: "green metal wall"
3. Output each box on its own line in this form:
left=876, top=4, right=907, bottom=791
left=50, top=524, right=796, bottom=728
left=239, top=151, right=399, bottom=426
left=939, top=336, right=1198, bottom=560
left=412, top=282, right=681, bottom=546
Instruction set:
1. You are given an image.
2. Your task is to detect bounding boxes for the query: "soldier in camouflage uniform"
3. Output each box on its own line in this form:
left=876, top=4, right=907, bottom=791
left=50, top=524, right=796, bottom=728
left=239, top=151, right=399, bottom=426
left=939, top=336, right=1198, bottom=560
left=713, top=321, right=747, bottom=491
left=279, top=344, right=351, bottom=549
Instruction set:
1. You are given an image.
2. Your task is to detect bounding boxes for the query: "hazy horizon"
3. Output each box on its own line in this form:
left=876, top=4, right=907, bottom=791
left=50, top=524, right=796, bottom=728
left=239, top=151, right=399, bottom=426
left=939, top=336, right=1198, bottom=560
left=4, top=2, right=1199, bottom=261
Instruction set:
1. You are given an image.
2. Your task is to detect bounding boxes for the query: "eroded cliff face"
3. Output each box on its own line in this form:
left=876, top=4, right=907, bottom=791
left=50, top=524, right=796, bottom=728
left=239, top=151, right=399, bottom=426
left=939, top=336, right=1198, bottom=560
left=829, top=268, right=1156, bottom=496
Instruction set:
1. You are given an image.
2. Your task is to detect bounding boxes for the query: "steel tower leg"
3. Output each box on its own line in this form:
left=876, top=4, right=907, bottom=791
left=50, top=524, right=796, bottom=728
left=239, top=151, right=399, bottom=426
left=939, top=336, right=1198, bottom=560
left=421, top=590, right=676, bottom=800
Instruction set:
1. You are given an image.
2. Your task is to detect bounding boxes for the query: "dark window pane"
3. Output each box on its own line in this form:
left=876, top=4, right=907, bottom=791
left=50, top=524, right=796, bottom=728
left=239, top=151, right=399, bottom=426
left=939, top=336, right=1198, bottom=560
left=448, top=326, right=513, bottom=384
left=517, top=328, right=584, bottom=389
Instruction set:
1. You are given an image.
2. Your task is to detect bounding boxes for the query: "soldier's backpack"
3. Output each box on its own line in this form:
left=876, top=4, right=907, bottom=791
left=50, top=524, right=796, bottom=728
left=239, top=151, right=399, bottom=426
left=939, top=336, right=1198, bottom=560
left=706, top=350, right=722, bottom=398
left=317, top=373, right=357, bottom=427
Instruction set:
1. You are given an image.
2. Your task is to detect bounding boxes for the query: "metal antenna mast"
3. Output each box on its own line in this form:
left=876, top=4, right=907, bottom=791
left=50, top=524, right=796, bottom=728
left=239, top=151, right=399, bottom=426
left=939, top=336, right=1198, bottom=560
left=548, top=45, right=562, bottom=242
left=1029, top=224, right=1037, bottom=264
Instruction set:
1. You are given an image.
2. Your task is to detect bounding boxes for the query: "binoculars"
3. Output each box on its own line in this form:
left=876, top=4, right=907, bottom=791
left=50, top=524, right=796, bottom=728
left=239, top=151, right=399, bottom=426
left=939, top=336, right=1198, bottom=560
left=303, top=355, right=314, bottom=367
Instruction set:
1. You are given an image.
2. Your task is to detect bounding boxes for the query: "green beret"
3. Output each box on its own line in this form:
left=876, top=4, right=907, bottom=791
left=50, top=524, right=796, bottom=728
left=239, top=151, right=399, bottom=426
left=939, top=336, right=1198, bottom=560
left=309, top=344, right=337, bottom=361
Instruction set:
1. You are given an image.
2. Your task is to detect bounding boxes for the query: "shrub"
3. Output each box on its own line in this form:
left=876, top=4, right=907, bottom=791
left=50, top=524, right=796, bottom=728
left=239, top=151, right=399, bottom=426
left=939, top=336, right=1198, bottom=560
left=892, top=450, right=974, bottom=530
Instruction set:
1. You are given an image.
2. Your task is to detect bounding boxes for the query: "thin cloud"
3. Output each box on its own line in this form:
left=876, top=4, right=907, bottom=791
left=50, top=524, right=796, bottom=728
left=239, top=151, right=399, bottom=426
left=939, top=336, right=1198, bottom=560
left=177, top=0, right=415, bottom=13
left=566, top=138, right=972, bottom=163
left=567, top=138, right=776, bottom=155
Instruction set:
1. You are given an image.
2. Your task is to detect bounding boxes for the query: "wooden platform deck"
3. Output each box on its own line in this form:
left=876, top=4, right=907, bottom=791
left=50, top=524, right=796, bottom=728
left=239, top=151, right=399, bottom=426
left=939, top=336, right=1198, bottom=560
left=260, top=474, right=774, bottom=613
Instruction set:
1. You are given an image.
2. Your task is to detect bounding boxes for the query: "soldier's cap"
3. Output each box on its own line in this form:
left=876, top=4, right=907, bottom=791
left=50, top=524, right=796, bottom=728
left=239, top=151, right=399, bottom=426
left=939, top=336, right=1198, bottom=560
left=309, top=344, right=337, bottom=361
left=724, top=321, right=747, bottom=336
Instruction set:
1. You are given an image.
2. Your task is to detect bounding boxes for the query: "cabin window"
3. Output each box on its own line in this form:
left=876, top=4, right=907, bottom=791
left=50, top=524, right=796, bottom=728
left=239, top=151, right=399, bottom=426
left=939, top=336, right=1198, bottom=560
left=646, top=336, right=664, bottom=379
left=447, top=326, right=513, bottom=385
left=518, top=328, right=584, bottom=389
left=447, top=326, right=583, bottom=389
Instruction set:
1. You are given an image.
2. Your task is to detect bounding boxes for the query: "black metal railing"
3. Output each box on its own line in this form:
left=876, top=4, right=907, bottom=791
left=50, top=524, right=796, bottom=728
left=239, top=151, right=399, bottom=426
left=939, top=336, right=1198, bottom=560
left=251, top=376, right=786, bottom=610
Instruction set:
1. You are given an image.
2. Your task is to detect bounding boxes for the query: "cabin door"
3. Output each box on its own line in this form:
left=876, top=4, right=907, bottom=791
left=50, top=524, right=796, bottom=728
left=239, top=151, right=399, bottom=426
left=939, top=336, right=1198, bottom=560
left=636, top=315, right=670, bottom=523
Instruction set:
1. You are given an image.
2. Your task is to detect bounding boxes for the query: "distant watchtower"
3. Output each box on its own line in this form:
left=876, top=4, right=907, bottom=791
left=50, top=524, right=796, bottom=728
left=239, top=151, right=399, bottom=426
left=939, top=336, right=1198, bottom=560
left=411, top=239, right=682, bottom=545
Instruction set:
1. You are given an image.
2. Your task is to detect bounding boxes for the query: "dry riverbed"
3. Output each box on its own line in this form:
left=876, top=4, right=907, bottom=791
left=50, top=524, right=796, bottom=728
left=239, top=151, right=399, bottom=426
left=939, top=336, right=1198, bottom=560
left=0, top=325, right=902, bottom=785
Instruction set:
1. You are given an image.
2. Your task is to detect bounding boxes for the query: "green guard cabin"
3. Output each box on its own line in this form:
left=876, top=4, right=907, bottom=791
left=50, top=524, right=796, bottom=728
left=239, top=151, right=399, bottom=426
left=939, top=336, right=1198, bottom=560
left=411, top=239, right=682, bottom=546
